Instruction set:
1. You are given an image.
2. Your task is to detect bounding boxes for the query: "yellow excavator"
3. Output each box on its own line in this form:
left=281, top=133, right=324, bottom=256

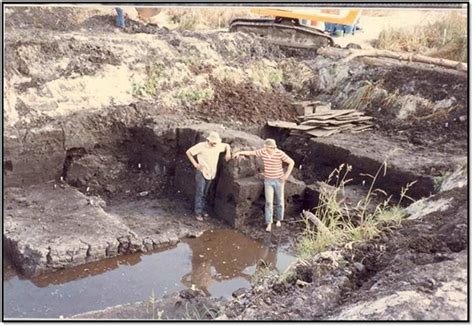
left=230, top=8, right=361, bottom=49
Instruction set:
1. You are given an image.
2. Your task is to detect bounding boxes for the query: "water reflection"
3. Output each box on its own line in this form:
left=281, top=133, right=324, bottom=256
left=6, top=244, right=175, bottom=288
left=29, top=247, right=162, bottom=288
left=182, top=230, right=279, bottom=295
left=4, top=229, right=294, bottom=319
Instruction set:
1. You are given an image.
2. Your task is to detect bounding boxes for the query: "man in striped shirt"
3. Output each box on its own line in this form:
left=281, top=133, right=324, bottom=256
left=233, top=139, right=295, bottom=232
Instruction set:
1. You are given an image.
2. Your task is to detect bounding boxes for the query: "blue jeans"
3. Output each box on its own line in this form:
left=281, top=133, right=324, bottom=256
left=264, top=178, right=285, bottom=224
left=115, top=8, right=125, bottom=28
left=195, top=171, right=211, bottom=215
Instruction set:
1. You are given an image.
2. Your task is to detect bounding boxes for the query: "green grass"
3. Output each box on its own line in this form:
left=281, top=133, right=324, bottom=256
left=132, top=62, right=165, bottom=97
left=248, top=62, right=284, bottom=89
left=295, top=153, right=413, bottom=260
left=177, top=87, right=214, bottom=105
left=375, top=205, right=405, bottom=225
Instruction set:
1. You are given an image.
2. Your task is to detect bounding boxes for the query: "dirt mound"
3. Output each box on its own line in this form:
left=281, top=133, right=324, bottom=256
left=194, top=78, right=294, bottom=125
left=77, top=14, right=117, bottom=31
left=5, top=7, right=167, bottom=35
left=79, top=14, right=169, bottom=35
left=5, top=6, right=110, bottom=31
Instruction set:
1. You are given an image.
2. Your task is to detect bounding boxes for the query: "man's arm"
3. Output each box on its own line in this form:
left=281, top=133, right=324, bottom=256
left=232, top=150, right=257, bottom=159
left=186, top=147, right=203, bottom=171
left=224, top=144, right=232, bottom=162
left=281, top=156, right=295, bottom=181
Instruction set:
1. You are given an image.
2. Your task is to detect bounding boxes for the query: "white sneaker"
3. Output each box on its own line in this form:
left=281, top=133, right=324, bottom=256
left=265, top=223, right=272, bottom=232
left=276, top=221, right=281, bottom=227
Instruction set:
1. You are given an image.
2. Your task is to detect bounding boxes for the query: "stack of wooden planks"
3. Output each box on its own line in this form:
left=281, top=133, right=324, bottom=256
left=268, top=108, right=373, bottom=138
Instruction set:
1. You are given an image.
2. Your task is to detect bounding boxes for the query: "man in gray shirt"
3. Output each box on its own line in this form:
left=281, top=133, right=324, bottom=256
left=186, top=132, right=231, bottom=221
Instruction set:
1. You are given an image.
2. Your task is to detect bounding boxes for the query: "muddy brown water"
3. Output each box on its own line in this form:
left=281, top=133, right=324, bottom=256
left=3, top=229, right=295, bottom=319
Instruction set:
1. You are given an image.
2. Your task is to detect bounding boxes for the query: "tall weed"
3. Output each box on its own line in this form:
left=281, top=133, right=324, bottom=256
left=296, top=151, right=415, bottom=259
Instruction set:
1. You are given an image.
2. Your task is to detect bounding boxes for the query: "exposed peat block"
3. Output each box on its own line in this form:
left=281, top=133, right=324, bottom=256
left=4, top=184, right=209, bottom=276
left=286, top=132, right=462, bottom=199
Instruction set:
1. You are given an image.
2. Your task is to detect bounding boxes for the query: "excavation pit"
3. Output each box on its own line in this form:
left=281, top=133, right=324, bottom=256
left=4, top=121, right=306, bottom=278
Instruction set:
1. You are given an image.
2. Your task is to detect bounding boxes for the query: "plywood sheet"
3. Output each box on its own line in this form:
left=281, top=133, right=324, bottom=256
left=305, top=129, right=338, bottom=137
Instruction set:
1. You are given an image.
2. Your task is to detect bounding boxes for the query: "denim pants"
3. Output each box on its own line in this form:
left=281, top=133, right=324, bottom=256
left=195, top=171, right=211, bottom=215
left=264, top=178, right=285, bottom=224
left=115, top=8, right=125, bottom=28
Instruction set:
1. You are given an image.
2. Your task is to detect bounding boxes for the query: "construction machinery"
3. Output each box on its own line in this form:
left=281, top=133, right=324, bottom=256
left=229, top=8, right=361, bottom=50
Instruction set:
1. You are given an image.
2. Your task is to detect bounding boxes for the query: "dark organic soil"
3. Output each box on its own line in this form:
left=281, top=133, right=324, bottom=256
left=359, top=66, right=468, bottom=154
left=194, top=78, right=295, bottom=125
left=342, top=185, right=467, bottom=296
left=382, top=66, right=467, bottom=104
left=5, top=7, right=86, bottom=31
left=367, top=101, right=468, bottom=155
left=79, top=15, right=168, bottom=35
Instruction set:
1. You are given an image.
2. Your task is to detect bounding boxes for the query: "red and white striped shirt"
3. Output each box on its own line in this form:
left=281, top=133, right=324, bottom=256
left=255, top=148, right=290, bottom=179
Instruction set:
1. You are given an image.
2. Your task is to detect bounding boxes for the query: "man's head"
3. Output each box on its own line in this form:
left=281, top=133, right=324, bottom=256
left=264, top=138, right=277, bottom=154
left=206, top=132, right=221, bottom=147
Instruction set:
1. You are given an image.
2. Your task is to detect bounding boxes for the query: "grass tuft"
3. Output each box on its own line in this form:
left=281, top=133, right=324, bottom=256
left=177, top=87, right=214, bottom=105
left=296, top=151, right=413, bottom=260
left=342, top=80, right=384, bottom=111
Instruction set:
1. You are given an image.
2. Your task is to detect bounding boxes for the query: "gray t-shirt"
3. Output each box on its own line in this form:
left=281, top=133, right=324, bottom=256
left=188, top=142, right=227, bottom=180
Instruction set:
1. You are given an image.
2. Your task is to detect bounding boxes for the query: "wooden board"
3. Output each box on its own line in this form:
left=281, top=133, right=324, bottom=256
left=305, top=129, right=338, bottom=137
left=335, top=115, right=373, bottom=121
left=321, top=123, right=356, bottom=130
left=298, top=110, right=358, bottom=120
left=267, top=121, right=320, bottom=131
left=351, top=124, right=374, bottom=131
left=351, top=127, right=373, bottom=134
left=301, top=119, right=360, bottom=126
left=293, top=100, right=327, bottom=106
left=267, top=120, right=297, bottom=128
left=293, top=100, right=313, bottom=106
left=314, top=104, right=331, bottom=112
left=296, top=111, right=335, bottom=120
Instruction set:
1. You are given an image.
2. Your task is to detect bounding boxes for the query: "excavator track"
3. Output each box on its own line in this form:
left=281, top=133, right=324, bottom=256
left=229, top=18, right=334, bottom=50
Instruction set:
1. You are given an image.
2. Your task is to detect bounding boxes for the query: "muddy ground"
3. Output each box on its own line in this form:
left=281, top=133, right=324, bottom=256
left=3, top=7, right=468, bottom=320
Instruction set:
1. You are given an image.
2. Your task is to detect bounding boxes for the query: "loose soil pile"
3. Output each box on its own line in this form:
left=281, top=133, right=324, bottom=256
left=196, top=78, right=294, bottom=124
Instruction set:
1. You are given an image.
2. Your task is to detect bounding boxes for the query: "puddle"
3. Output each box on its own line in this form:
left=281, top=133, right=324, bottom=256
left=3, top=229, right=295, bottom=319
